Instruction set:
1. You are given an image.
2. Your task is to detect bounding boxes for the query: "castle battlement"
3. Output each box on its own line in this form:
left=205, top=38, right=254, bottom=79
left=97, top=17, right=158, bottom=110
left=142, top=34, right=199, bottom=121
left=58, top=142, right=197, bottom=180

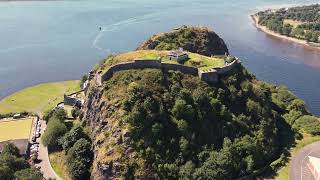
left=98, top=58, right=241, bottom=85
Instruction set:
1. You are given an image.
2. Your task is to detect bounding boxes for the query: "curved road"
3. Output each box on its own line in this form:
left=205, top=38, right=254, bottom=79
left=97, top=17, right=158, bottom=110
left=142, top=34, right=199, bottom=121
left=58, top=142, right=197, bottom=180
left=290, top=141, right=320, bottom=180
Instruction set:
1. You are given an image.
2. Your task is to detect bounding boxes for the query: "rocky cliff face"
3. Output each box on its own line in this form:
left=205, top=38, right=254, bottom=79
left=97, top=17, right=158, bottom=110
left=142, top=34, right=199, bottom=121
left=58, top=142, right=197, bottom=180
left=137, top=25, right=229, bottom=56
left=82, top=71, right=158, bottom=180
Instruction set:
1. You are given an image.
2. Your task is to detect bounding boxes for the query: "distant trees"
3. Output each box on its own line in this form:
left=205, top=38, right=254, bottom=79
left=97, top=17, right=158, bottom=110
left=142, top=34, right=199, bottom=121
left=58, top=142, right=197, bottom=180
left=257, top=5, right=320, bottom=43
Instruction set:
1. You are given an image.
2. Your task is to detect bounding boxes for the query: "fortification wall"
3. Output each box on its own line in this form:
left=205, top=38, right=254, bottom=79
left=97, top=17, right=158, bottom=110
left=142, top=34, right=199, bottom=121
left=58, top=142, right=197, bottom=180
left=199, top=69, right=219, bottom=83
left=215, top=59, right=240, bottom=75
left=99, top=59, right=241, bottom=84
left=162, top=63, right=198, bottom=75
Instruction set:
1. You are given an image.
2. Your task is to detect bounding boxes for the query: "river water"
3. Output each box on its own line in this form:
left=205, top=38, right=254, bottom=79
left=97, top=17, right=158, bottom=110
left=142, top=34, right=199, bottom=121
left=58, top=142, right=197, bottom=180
left=0, top=0, right=319, bottom=115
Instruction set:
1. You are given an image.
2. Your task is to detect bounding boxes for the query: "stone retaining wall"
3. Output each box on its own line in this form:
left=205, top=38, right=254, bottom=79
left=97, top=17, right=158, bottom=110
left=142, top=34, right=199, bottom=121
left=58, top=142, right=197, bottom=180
left=100, top=58, right=240, bottom=84
left=64, top=94, right=81, bottom=106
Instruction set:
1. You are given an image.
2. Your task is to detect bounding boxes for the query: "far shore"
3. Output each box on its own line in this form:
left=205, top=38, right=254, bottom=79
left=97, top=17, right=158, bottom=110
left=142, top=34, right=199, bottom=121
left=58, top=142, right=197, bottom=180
left=250, top=14, right=320, bottom=50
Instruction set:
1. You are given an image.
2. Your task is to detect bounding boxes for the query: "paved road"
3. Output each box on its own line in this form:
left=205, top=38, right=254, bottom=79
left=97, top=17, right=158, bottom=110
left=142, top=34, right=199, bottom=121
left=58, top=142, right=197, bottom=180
left=289, top=141, right=320, bottom=180
left=35, top=120, right=61, bottom=180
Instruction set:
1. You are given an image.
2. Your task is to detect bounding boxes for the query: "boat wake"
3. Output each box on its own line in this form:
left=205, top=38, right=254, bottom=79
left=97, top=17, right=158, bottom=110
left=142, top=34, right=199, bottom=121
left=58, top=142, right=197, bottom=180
left=92, top=13, right=161, bottom=52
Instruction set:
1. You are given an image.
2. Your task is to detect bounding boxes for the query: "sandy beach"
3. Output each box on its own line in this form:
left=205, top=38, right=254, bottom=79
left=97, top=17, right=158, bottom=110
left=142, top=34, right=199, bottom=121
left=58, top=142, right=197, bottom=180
left=250, top=14, right=320, bottom=50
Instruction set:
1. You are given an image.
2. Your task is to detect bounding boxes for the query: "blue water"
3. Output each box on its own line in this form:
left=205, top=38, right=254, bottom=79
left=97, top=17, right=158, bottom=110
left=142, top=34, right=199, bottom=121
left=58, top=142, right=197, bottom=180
left=0, top=0, right=319, bottom=115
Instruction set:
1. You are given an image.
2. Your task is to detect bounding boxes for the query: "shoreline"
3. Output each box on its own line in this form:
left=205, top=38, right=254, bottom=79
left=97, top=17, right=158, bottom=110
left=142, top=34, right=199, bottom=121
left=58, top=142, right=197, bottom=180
left=250, top=14, right=320, bottom=51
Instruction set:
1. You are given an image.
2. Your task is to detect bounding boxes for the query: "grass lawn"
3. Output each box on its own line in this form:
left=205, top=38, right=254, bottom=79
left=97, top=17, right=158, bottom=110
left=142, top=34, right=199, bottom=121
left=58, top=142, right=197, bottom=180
left=0, top=118, right=33, bottom=142
left=284, top=19, right=303, bottom=28
left=102, top=50, right=225, bottom=72
left=269, top=133, right=320, bottom=180
left=141, top=54, right=160, bottom=60
left=49, top=151, right=71, bottom=180
left=0, top=80, right=80, bottom=115
left=186, top=53, right=225, bottom=70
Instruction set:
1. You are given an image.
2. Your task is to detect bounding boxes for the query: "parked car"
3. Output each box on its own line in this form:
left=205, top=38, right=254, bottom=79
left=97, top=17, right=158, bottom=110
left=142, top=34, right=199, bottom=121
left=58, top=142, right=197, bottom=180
left=36, top=133, right=41, bottom=138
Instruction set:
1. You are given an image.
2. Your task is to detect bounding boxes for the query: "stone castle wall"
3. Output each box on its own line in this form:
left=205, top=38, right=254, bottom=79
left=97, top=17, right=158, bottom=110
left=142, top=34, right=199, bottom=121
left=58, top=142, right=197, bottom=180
left=99, top=59, right=240, bottom=84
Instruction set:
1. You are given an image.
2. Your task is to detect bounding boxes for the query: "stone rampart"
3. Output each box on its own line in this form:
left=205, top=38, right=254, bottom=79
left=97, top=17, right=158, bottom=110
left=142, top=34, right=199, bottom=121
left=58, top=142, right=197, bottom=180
left=199, top=69, right=219, bottom=83
left=99, top=58, right=241, bottom=84
left=214, top=59, right=240, bottom=75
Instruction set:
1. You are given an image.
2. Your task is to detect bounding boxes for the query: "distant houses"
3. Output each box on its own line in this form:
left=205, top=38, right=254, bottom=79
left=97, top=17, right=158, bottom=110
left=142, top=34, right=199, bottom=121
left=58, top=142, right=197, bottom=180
left=167, top=48, right=188, bottom=62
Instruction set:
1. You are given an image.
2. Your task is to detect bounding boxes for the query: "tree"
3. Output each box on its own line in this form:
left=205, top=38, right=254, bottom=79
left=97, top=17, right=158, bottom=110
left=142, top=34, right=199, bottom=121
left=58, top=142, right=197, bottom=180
left=305, top=31, right=313, bottom=41
left=41, top=118, right=67, bottom=148
left=61, top=126, right=88, bottom=152
left=14, top=168, right=43, bottom=180
left=311, top=31, right=320, bottom=42
left=43, top=108, right=67, bottom=122
left=2, top=143, right=20, bottom=157
left=282, top=24, right=293, bottom=36
left=67, top=138, right=93, bottom=180
left=172, top=99, right=195, bottom=121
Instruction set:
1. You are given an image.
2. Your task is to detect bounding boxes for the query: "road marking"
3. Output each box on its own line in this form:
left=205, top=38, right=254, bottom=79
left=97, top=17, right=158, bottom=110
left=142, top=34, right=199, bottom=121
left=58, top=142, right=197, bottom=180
left=301, top=149, right=314, bottom=180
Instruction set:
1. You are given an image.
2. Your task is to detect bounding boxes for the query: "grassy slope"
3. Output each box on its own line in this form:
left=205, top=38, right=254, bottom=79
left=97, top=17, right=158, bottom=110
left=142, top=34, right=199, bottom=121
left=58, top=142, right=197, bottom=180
left=0, top=80, right=80, bottom=115
left=49, top=151, right=71, bottom=180
left=270, top=133, right=320, bottom=180
left=0, top=118, right=33, bottom=141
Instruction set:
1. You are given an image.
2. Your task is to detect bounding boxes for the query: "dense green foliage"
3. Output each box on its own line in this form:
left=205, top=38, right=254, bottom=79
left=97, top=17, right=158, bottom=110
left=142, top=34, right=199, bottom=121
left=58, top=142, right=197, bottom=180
left=0, top=143, right=43, bottom=180
left=97, top=65, right=315, bottom=179
left=257, top=4, right=320, bottom=43
left=66, top=138, right=93, bottom=179
left=61, top=125, right=89, bottom=152
left=294, top=115, right=320, bottom=135
left=41, top=115, right=68, bottom=148
left=43, top=108, right=67, bottom=122
left=14, top=167, right=43, bottom=180
left=137, top=26, right=229, bottom=56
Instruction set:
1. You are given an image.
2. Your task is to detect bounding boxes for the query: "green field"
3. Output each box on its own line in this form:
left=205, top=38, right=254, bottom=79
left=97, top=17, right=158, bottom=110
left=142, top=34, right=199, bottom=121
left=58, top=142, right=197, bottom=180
left=0, top=80, right=80, bottom=115
left=0, top=118, right=33, bottom=142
